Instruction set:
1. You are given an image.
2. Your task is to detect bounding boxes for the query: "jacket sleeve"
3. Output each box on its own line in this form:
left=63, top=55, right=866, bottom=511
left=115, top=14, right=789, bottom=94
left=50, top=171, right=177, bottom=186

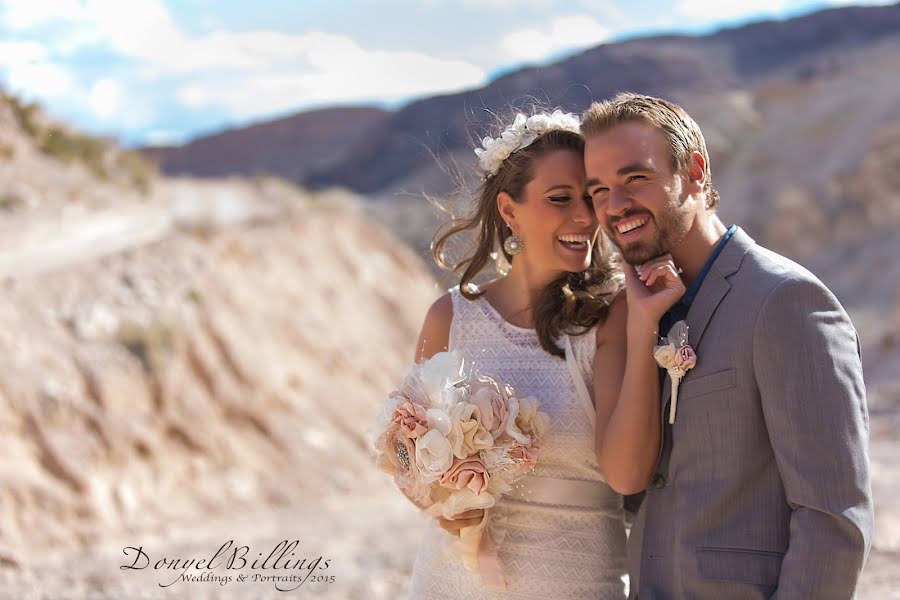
left=753, top=276, right=873, bottom=599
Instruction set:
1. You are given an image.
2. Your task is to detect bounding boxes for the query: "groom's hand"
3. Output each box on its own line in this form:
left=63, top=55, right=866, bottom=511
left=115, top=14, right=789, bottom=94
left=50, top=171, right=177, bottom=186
left=626, top=254, right=686, bottom=326
left=437, top=509, right=484, bottom=536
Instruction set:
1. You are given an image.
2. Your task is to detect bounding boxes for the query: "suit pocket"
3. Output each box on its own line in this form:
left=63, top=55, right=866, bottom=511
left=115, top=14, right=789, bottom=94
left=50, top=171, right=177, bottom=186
left=680, top=368, right=736, bottom=401
left=697, top=546, right=783, bottom=587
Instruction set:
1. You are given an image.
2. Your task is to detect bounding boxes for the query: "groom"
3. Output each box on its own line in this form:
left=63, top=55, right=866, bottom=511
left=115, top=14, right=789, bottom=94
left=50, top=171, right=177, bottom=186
left=581, top=93, right=873, bottom=599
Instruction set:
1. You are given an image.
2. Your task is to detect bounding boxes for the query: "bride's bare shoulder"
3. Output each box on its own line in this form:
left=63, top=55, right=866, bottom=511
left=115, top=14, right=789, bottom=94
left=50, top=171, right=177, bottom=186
left=425, top=292, right=454, bottom=324
left=414, top=292, right=453, bottom=363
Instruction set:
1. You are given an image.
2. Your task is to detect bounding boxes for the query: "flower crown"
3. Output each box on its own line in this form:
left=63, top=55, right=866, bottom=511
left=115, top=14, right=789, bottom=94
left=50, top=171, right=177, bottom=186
left=474, top=109, right=581, bottom=178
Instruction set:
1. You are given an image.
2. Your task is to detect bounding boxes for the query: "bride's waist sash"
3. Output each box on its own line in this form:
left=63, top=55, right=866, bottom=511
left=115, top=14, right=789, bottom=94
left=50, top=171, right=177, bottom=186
left=505, top=475, right=623, bottom=516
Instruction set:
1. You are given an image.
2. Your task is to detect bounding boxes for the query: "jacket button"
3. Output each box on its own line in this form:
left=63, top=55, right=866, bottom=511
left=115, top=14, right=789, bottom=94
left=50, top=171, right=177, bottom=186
left=650, top=473, right=666, bottom=489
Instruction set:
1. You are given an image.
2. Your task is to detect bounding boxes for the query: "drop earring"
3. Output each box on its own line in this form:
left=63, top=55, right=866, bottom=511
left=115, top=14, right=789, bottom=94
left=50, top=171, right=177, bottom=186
left=503, top=223, right=524, bottom=256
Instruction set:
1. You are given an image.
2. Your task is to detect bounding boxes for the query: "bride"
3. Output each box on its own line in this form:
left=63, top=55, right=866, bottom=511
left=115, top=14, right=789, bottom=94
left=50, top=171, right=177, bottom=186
left=407, top=109, right=684, bottom=599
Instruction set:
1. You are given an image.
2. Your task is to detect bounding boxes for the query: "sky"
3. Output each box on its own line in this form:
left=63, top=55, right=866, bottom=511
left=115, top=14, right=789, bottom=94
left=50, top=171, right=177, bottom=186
left=0, top=0, right=893, bottom=146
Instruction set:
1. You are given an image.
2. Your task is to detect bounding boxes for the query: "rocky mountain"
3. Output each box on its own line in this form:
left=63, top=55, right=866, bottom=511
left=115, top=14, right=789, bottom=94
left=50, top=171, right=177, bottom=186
left=142, top=105, right=388, bottom=184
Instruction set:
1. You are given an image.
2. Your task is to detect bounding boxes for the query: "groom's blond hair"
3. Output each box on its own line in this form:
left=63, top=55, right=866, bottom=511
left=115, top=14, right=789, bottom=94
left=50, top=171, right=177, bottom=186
left=581, top=92, right=720, bottom=210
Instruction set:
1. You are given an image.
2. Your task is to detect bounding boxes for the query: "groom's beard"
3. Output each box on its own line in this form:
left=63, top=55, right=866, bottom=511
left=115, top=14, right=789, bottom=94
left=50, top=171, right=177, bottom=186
left=606, top=205, right=684, bottom=266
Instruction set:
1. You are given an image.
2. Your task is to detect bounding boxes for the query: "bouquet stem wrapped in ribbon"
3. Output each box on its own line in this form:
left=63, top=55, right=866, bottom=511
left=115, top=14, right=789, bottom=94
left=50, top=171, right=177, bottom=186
left=372, top=351, right=549, bottom=588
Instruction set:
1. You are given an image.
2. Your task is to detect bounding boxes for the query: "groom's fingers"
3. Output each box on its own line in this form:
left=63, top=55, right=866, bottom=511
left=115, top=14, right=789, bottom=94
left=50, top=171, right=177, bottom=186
left=637, top=255, right=683, bottom=289
left=637, top=255, right=675, bottom=281
left=643, top=263, right=680, bottom=288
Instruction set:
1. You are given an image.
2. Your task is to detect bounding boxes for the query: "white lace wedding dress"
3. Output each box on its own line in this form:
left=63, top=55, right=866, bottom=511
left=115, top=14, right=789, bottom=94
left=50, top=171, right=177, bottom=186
left=408, top=286, right=627, bottom=599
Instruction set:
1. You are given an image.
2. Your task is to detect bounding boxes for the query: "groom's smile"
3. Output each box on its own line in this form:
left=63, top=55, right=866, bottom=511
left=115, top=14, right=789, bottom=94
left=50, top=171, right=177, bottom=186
left=613, top=215, right=649, bottom=235
left=609, top=211, right=653, bottom=243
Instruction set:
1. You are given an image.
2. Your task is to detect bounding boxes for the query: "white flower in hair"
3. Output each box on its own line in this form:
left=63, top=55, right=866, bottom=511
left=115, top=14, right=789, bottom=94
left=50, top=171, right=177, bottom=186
left=474, top=110, right=581, bottom=177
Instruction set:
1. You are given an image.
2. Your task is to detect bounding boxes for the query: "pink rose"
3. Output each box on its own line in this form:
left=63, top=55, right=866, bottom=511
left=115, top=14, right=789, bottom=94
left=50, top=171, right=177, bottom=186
left=469, top=385, right=512, bottom=438
left=674, top=345, right=697, bottom=371
left=509, top=440, right=540, bottom=475
left=394, top=400, right=429, bottom=439
left=439, top=456, right=490, bottom=495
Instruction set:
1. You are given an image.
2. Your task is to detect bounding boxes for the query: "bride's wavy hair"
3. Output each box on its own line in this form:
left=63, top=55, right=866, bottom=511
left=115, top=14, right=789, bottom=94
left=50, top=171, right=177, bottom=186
left=431, top=109, right=622, bottom=358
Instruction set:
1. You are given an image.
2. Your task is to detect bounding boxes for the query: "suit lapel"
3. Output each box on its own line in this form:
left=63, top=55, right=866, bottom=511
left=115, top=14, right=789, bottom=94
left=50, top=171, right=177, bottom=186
left=659, top=227, right=755, bottom=419
left=683, top=276, right=731, bottom=357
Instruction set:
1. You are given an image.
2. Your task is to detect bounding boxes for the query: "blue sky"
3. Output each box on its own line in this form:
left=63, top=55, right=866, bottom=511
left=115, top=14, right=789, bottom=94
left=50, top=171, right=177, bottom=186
left=0, top=0, right=891, bottom=146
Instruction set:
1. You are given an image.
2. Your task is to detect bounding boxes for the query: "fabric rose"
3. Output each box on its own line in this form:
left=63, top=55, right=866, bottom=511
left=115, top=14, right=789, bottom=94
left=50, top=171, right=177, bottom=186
left=447, top=403, right=494, bottom=459
left=469, top=383, right=515, bottom=439
left=675, top=345, right=697, bottom=370
left=515, top=397, right=550, bottom=441
left=374, top=425, right=406, bottom=475
left=374, top=424, right=433, bottom=508
left=440, top=456, right=490, bottom=495
left=653, top=344, right=677, bottom=370
left=394, top=400, right=429, bottom=439
left=509, top=440, right=540, bottom=475
left=415, top=429, right=454, bottom=483
left=426, top=407, right=452, bottom=436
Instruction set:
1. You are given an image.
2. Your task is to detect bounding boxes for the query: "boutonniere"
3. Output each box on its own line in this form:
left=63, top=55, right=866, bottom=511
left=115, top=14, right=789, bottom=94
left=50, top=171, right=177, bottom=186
left=653, top=320, right=697, bottom=424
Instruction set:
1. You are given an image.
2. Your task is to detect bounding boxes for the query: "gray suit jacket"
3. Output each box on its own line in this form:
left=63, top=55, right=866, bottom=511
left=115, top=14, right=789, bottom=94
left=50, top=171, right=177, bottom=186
left=628, top=227, right=873, bottom=599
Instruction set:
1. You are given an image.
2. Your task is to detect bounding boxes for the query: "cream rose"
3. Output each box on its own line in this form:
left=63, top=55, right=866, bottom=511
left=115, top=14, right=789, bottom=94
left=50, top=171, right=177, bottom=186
left=515, top=396, right=550, bottom=440
left=414, top=429, right=453, bottom=483
left=654, top=344, right=677, bottom=370
left=469, top=383, right=515, bottom=439
left=447, top=403, right=494, bottom=459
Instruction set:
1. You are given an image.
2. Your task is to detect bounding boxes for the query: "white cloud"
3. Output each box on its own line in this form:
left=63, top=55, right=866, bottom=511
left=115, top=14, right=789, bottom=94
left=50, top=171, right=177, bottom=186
left=88, top=78, right=123, bottom=120
left=176, top=32, right=486, bottom=118
left=501, top=15, right=611, bottom=62
left=0, top=40, right=47, bottom=64
left=675, top=0, right=788, bottom=21
left=0, top=0, right=488, bottom=129
left=0, top=0, right=85, bottom=31
left=6, top=61, right=73, bottom=98
left=0, top=40, right=74, bottom=98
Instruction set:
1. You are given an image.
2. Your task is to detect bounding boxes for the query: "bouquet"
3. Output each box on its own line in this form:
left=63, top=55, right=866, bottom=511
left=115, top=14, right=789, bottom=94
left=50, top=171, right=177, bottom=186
left=372, top=350, right=549, bottom=587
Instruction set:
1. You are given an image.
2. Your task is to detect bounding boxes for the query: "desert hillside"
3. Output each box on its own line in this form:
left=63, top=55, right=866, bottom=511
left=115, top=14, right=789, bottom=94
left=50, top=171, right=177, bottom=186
left=0, top=91, right=438, bottom=598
